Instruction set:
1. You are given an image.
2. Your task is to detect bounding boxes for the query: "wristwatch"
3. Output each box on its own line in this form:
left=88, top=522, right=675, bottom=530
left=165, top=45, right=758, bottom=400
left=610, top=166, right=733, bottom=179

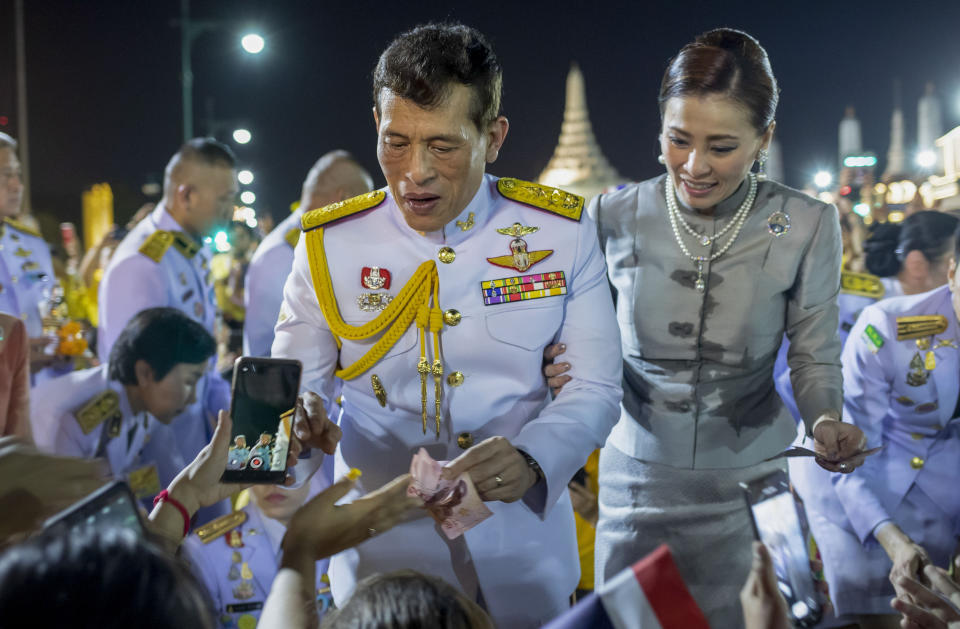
left=517, top=449, right=544, bottom=484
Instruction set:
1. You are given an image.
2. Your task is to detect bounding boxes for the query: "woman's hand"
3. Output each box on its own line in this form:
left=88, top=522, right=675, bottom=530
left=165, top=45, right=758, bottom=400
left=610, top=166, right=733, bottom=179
left=740, top=541, right=789, bottom=629
left=812, top=417, right=867, bottom=473
left=281, top=472, right=423, bottom=566
left=890, top=570, right=960, bottom=629
left=877, top=523, right=933, bottom=599
left=542, top=343, right=571, bottom=396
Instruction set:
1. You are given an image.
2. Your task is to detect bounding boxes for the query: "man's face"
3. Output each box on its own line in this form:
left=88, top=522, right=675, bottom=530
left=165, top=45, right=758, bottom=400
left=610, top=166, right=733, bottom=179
left=250, top=481, right=311, bottom=523
left=0, top=148, right=23, bottom=219
left=140, top=361, right=207, bottom=424
left=258, top=434, right=271, bottom=446
left=375, top=85, right=507, bottom=232
left=182, top=164, right=238, bottom=236
left=234, top=436, right=246, bottom=449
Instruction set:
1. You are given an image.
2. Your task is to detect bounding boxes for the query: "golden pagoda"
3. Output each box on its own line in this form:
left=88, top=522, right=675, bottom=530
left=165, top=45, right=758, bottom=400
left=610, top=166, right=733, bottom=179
left=538, top=63, right=624, bottom=201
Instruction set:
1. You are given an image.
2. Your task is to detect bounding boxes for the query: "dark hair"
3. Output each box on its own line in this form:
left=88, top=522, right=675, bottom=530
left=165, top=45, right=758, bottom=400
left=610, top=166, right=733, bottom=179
left=321, top=570, right=492, bottom=629
left=659, top=28, right=778, bottom=133
left=864, top=211, right=959, bottom=277
left=178, top=137, right=236, bottom=169
left=0, top=528, right=215, bottom=629
left=373, top=23, right=503, bottom=130
left=108, top=307, right=216, bottom=384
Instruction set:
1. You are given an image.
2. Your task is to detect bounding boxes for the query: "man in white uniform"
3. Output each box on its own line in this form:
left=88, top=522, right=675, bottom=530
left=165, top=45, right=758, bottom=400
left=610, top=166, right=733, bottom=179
left=272, top=23, right=622, bottom=628
left=243, top=151, right=373, bottom=357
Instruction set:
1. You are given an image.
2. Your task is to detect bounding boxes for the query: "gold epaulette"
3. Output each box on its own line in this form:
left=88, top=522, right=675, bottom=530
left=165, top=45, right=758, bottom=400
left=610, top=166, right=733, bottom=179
left=75, top=390, right=120, bottom=435
left=4, top=217, right=42, bottom=238
left=496, top=178, right=584, bottom=222
left=171, top=231, right=201, bottom=259
left=301, top=191, right=386, bottom=232
left=194, top=510, right=248, bottom=544
left=138, top=230, right=174, bottom=263
left=284, top=228, right=300, bottom=249
left=840, top=271, right=885, bottom=299
left=897, top=315, right=948, bottom=341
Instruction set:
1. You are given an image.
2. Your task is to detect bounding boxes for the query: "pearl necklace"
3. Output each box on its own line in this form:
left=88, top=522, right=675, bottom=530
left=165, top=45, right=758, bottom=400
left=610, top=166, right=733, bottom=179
left=665, top=173, right=758, bottom=293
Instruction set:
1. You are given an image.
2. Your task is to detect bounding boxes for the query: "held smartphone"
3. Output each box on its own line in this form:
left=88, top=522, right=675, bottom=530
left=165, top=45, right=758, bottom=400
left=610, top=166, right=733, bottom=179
left=740, top=469, right=823, bottom=628
left=43, top=480, right=147, bottom=539
left=222, top=357, right=302, bottom=484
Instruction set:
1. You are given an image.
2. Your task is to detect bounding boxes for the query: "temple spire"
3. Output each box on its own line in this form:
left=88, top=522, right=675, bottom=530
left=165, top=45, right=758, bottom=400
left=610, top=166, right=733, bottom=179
left=538, top=63, right=623, bottom=201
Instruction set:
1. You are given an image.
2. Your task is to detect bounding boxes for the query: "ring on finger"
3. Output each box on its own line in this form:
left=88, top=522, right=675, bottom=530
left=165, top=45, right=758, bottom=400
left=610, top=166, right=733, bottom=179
left=368, top=527, right=376, bottom=537
left=838, top=462, right=848, bottom=472
left=494, top=475, right=504, bottom=487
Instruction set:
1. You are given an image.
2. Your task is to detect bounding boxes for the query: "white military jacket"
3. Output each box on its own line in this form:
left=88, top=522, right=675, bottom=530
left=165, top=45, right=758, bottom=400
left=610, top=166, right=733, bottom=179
left=273, top=174, right=622, bottom=628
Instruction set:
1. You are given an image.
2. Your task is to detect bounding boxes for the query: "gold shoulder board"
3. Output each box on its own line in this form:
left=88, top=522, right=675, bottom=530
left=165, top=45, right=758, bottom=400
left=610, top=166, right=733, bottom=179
left=284, top=228, right=301, bottom=249
left=840, top=271, right=885, bottom=299
left=301, top=191, right=386, bottom=232
left=75, top=390, right=120, bottom=435
left=170, top=231, right=200, bottom=259
left=194, top=510, right=248, bottom=544
left=897, top=315, right=948, bottom=341
left=4, top=217, right=42, bottom=238
left=496, top=177, right=584, bottom=222
left=138, top=230, right=174, bottom=263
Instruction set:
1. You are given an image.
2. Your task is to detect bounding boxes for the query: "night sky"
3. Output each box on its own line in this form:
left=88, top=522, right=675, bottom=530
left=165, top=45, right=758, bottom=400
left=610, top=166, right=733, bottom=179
left=3, top=0, right=960, bottom=238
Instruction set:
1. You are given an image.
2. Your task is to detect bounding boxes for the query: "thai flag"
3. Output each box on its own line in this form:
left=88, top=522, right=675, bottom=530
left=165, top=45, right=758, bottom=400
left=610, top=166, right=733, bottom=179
left=543, top=545, right=709, bottom=629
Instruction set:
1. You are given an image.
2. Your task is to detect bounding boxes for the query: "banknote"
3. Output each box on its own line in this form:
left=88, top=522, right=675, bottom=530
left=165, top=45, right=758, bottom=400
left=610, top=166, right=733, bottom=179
left=407, top=448, right=493, bottom=540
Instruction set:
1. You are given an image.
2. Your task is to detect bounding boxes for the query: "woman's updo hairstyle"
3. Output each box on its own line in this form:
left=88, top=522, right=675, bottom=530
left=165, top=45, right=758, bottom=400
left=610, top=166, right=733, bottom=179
left=864, top=210, right=959, bottom=277
left=659, top=28, right=779, bottom=134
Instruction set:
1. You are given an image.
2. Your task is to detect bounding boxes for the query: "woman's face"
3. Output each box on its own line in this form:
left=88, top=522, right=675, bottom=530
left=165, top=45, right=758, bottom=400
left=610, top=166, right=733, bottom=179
left=659, top=94, right=772, bottom=211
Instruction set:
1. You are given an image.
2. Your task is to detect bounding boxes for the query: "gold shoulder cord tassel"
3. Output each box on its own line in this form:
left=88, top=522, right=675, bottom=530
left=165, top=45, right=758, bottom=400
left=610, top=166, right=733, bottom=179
left=305, top=227, right=447, bottom=437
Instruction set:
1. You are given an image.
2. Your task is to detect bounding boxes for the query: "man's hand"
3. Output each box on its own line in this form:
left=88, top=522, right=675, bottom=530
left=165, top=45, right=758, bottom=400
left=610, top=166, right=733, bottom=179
left=812, top=417, right=866, bottom=473
left=569, top=481, right=598, bottom=526
left=891, top=570, right=960, bottom=629
left=28, top=337, right=73, bottom=373
left=740, top=541, right=790, bottom=629
left=281, top=472, right=423, bottom=564
left=542, top=343, right=571, bottom=396
left=877, top=523, right=933, bottom=601
left=0, top=437, right=108, bottom=544
left=292, top=391, right=341, bottom=455
left=440, top=436, right=538, bottom=503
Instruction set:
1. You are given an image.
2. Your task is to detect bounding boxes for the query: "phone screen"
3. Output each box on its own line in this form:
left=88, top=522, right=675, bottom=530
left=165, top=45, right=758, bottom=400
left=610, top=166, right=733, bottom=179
left=741, top=470, right=822, bottom=627
left=222, top=357, right=301, bottom=484
left=44, top=480, right=146, bottom=539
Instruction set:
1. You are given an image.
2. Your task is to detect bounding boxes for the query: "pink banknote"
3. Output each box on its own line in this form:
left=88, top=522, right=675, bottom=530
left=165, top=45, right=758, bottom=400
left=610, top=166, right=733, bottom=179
left=407, top=448, right=493, bottom=539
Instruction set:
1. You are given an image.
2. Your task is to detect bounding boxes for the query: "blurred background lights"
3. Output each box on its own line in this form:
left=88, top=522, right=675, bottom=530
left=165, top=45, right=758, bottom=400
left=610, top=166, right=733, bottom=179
left=240, top=190, right=256, bottom=204
left=813, top=171, right=833, bottom=188
left=237, top=170, right=254, bottom=185
left=232, top=128, right=252, bottom=144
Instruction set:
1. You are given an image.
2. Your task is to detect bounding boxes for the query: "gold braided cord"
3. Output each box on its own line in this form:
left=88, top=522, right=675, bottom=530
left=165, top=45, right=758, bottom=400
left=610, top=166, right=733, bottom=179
left=305, top=227, right=440, bottom=381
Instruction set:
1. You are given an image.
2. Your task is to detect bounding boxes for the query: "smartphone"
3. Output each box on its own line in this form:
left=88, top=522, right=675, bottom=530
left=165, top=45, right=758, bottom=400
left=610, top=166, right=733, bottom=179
left=43, top=480, right=147, bottom=539
left=222, top=357, right=302, bottom=484
left=741, top=469, right=823, bottom=628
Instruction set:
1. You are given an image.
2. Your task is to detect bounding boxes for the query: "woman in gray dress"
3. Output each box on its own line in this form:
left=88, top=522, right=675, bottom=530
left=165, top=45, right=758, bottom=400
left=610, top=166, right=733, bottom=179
left=550, top=29, right=869, bottom=625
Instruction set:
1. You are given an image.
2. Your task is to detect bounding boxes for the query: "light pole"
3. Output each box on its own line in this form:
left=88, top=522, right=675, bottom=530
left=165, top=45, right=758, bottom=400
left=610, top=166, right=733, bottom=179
left=178, top=0, right=263, bottom=141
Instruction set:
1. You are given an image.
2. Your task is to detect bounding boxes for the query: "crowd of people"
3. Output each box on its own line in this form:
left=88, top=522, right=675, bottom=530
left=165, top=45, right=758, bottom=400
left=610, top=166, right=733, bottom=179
left=0, top=21, right=958, bottom=629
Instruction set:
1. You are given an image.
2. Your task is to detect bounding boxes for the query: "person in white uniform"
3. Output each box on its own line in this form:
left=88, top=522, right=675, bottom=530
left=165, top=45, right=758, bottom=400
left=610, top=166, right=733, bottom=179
left=97, top=139, right=237, bottom=520
left=271, top=23, right=622, bottom=628
left=243, top=150, right=373, bottom=357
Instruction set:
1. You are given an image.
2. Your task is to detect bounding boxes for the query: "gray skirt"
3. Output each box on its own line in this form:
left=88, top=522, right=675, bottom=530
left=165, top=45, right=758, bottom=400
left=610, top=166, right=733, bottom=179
left=596, top=443, right=785, bottom=628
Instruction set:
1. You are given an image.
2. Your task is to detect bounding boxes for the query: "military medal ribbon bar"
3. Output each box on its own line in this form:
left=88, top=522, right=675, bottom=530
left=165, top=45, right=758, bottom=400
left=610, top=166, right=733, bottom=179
left=481, top=271, right=567, bottom=306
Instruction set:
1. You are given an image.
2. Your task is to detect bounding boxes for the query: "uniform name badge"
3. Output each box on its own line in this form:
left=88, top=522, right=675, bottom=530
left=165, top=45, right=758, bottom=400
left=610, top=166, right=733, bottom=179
left=127, top=464, right=161, bottom=499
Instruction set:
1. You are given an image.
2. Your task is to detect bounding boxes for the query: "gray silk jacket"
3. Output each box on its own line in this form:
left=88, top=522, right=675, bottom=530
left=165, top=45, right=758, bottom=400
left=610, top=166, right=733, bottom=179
left=594, top=175, right=842, bottom=468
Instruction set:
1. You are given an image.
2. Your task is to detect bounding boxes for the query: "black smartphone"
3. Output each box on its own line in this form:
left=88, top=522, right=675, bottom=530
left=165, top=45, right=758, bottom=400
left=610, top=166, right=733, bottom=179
left=222, top=356, right=302, bottom=484
left=43, top=480, right=147, bottom=539
left=740, top=469, right=823, bottom=628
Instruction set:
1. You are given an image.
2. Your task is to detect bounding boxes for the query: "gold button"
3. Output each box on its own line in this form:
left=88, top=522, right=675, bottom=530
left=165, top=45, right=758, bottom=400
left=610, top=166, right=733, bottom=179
left=457, top=432, right=474, bottom=449
left=910, top=456, right=924, bottom=469
left=437, top=246, right=456, bottom=264
left=11, top=275, right=17, bottom=283
left=447, top=371, right=465, bottom=387
left=443, top=309, right=462, bottom=326
left=911, top=432, right=924, bottom=440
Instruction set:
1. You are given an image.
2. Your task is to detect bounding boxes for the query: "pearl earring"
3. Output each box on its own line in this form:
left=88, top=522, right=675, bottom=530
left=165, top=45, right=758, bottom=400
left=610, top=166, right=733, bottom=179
left=756, top=149, right=769, bottom=181
left=658, top=154, right=666, bottom=165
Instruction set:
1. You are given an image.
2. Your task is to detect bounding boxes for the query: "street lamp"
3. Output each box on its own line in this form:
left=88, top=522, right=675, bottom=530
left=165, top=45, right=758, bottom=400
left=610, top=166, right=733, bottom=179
left=915, top=150, right=937, bottom=169
left=813, top=171, right=833, bottom=189
left=238, top=169, right=254, bottom=185
left=241, top=33, right=265, bottom=54
left=232, top=128, right=252, bottom=144
left=178, top=0, right=265, bottom=140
